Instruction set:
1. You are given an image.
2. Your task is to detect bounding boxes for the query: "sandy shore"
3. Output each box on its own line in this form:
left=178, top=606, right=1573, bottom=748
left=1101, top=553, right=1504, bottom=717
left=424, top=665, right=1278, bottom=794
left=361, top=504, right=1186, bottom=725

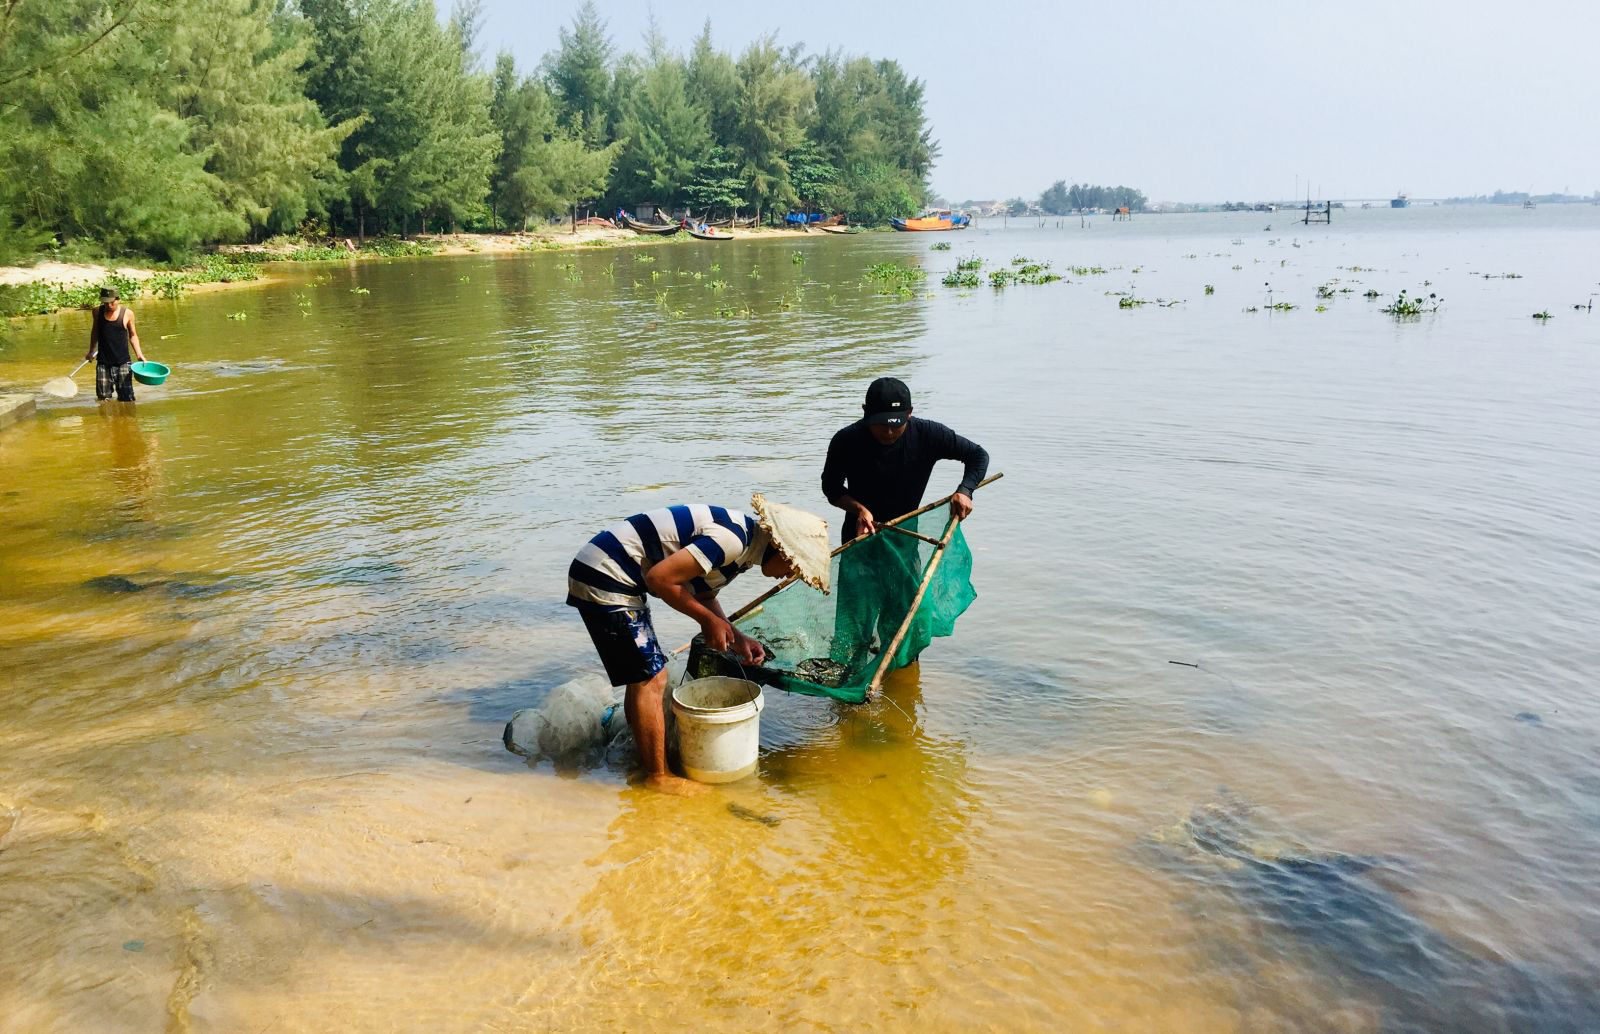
left=226, top=223, right=823, bottom=258
left=0, top=224, right=829, bottom=302
left=0, top=260, right=160, bottom=289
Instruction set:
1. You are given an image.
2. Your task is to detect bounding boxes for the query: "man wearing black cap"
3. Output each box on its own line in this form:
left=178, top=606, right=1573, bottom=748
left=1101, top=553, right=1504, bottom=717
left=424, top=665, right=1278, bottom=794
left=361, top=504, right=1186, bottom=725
left=821, top=377, right=989, bottom=541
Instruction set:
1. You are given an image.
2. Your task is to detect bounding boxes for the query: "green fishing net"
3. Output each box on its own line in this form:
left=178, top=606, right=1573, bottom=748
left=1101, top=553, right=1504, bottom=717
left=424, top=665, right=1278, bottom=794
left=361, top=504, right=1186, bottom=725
left=688, top=514, right=977, bottom=704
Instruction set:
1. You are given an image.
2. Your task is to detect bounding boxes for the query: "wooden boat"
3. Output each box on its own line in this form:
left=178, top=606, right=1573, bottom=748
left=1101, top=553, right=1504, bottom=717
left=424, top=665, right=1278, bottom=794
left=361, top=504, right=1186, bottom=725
left=622, top=215, right=680, bottom=236
left=687, top=225, right=733, bottom=241
left=890, top=211, right=970, bottom=232
left=818, top=224, right=858, bottom=235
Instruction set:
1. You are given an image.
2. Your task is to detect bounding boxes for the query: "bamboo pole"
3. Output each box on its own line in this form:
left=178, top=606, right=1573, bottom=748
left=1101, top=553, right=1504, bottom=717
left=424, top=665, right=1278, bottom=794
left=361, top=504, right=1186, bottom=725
left=865, top=512, right=962, bottom=700
left=879, top=523, right=945, bottom=548
left=727, top=471, right=1002, bottom=623
left=670, top=471, right=1004, bottom=654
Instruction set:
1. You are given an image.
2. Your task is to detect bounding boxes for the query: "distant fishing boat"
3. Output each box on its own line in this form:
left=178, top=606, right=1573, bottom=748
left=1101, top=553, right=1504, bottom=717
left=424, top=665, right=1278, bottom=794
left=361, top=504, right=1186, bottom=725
left=622, top=215, right=680, bottom=236
left=686, top=224, right=733, bottom=241
left=890, top=211, right=970, bottom=232
left=818, top=224, right=859, bottom=235
left=1391, top=192, right=1410, bottom=209
left=1522, top=199, right=1537, bottom=209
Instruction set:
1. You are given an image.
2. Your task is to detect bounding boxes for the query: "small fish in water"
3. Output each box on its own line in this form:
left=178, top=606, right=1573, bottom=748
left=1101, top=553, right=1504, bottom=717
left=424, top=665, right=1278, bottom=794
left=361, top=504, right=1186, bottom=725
left=794, top=657, right=851, bottom=688
left=727, top=803, right=780, bottom=827
left=83, top=575, right=148, bottom=594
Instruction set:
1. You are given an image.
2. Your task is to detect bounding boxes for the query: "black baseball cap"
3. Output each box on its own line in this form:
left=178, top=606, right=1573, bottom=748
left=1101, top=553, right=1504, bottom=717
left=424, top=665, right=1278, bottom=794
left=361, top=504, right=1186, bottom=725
left=864, top=377, right=912, bottom=426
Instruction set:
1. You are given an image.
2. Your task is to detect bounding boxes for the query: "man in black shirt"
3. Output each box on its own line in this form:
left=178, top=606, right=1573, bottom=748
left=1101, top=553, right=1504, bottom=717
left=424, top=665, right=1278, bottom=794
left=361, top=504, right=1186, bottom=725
left=821, top=377, right=989, bottom=541
left=820, top=378, right=989, bottom=669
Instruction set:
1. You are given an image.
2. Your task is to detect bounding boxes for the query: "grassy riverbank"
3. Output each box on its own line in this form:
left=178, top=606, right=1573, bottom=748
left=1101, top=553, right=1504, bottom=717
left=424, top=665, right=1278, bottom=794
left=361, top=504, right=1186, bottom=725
left=0, top=226, right=825, bottom=320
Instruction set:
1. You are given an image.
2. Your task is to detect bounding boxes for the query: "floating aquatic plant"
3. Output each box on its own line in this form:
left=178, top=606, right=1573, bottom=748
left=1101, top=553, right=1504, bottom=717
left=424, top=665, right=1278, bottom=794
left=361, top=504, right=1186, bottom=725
left=1316, top=284, right=1336, bottom=299
left=708, top=279, right=727, bottom=291
left=1532, top=310, right=1553, bottom=320
left=930, top=242, right=952, bottom=251
left=636, top=254, right=656, bottom=264
left=349, top=287, right=370, bottom=295
left=1364, top=289, right=1380, bottom=299
left=791, top=252, right=806, bottom=265
left=1067, top=266, right=1108, bottom=276
left=1204, top=285, right=1215, bottom=295
left=1118, top=296, right=1148, bottom=308
left=941, top=270, right=981, bottom=288
left=863, top=262, right=926, bottom=297
left=1382, top=289, right=1440, bottom=317
left=226, top=311, right=247, bottom=320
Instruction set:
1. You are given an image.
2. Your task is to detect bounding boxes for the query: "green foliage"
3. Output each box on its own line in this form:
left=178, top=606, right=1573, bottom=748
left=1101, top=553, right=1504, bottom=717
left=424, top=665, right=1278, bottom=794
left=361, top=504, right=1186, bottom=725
left=0, top=3, right=942, bottom=261
left=862, top=261, right=925, bottom=297
left=1382, top=289, right=1441, bottom=317
left=941, top=269, right=980, bottom=288
left=491, top=53, right=618, bottom=226
left=930, top=242, right=951, bottom=251
left=783, top=141, right=838, bottom=207
left=729, top=38, right=814, bottom=216
left=1204, top=284, right=1215, bottom=295
left=303, top=0, right=500, bottom=236
left=1531, top=310, right=1552, bottom=320
left=545, top=1, right=615, bottom=145
left=0, top=259, right=261, bottom=317
left=1038, top=181, right=1148, bottom=214
left=612, top=41, right=710, bottom=208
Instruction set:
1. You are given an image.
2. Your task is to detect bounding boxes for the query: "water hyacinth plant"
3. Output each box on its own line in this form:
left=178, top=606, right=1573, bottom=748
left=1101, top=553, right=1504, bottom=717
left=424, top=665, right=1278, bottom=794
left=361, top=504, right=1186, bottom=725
left=1382, top=289, right=1441, bottom=317
left=863, top=262, right=926, bottom=297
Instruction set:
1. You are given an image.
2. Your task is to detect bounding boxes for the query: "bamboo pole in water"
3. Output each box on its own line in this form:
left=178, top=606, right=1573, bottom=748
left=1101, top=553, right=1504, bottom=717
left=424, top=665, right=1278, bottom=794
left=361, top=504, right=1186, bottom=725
left=864, top=511, right=962, bottom=700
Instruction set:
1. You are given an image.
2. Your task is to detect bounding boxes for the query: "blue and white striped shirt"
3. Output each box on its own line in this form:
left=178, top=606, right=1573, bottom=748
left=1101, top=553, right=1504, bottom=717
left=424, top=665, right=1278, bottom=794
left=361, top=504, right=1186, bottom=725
left=567, top=504, right=768, bottom=610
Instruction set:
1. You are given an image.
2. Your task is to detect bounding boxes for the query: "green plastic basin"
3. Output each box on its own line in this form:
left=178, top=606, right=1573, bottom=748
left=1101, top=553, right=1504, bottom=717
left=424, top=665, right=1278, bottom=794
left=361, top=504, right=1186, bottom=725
left=130, top=361, right=170, bottom=385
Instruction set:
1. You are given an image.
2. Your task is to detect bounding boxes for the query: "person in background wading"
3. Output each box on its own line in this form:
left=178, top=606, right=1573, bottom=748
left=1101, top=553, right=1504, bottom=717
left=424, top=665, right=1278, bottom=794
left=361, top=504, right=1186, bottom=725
left=84, top=286, right=146, bottom=402
left=821, top=377, right=989, bottom=665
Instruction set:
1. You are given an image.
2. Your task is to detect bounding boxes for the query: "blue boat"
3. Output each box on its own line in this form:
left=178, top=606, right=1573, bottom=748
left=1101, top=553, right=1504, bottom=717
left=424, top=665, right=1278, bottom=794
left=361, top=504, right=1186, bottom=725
left=1391, top=192, right=1409, bottom=208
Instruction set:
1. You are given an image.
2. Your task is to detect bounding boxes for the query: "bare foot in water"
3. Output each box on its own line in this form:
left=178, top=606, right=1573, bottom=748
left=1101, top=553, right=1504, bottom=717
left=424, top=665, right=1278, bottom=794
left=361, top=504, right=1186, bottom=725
left=645, top=773, right=707, bottom=797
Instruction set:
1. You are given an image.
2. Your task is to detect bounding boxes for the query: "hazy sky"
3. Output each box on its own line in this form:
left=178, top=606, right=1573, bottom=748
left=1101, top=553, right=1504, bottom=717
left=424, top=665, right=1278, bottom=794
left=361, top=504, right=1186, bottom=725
left=474, top=0, right=1600, bottom=203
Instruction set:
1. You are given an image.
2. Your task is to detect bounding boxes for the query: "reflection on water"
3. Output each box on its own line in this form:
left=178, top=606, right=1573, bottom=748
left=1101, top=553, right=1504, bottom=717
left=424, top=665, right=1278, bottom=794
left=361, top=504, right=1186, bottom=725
left=2, top=207, right=1599, bottom=1029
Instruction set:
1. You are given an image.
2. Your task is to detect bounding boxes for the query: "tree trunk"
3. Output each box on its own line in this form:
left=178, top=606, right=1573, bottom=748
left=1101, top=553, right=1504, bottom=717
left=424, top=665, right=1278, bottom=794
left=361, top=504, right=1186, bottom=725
left=358, top=207, right=365, bottom=244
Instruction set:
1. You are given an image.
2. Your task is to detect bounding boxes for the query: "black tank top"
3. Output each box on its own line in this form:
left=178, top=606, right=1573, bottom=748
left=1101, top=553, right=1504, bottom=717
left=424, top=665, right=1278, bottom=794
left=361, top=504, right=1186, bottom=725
left=96, top=306, right=131, bottom=366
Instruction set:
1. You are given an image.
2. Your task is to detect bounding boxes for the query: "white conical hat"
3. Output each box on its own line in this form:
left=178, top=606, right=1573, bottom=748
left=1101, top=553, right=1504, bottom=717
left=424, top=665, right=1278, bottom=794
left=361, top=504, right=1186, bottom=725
left=750, top=493, right=831, bottom=594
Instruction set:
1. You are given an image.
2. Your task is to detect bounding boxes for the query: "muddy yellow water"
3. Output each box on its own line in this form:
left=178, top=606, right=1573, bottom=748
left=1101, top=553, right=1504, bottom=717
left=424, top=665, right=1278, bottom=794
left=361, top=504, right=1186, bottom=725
left=3, top=208, right=1598, bottom=1031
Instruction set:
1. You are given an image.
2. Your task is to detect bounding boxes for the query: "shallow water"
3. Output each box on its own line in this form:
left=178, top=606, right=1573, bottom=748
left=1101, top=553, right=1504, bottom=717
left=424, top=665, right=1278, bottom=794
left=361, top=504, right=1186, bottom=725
left=2, top=206, right=1598, bottom=1031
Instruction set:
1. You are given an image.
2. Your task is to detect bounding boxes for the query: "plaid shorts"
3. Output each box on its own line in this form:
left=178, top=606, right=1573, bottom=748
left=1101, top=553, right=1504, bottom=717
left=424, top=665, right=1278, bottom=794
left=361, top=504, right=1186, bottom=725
left=95, top=363, right=135, bottom=401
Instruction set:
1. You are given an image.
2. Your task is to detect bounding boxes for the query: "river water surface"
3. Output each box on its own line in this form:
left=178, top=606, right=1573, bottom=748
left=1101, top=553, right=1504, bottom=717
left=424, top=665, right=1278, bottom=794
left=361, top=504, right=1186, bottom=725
left=2, top=206, right=1598, bottom=1031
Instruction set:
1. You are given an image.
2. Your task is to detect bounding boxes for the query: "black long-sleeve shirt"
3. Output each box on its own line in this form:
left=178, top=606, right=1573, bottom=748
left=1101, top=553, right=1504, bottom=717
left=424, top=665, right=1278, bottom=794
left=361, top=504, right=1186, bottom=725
left=821, top=417, right=989, bottom=541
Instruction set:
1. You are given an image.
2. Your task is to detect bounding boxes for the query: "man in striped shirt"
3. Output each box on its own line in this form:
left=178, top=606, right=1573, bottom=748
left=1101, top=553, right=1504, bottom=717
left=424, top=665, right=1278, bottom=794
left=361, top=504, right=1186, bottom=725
left=568, top=503, right=802, bottom=795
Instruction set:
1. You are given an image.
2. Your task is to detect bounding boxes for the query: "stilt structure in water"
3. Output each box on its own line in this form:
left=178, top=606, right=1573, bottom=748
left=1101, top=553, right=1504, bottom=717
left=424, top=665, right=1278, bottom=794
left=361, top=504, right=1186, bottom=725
left=1302, top=199, right=1332, bottom=225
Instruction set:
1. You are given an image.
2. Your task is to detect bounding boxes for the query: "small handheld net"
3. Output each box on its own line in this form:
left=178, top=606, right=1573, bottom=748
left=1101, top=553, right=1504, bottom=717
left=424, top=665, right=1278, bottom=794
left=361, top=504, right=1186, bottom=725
left=689, top=512, right=978, bottom=704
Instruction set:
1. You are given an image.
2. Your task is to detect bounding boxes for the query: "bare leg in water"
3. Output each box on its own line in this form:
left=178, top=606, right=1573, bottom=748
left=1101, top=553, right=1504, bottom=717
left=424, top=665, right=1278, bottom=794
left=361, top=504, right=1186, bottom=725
left=625, top=668, right=704, bottom=796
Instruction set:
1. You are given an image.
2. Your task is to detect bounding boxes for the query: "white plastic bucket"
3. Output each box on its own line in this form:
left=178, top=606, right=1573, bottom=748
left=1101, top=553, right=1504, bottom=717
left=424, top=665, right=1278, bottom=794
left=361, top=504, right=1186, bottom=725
left=671, top=676, right=763, bottom=784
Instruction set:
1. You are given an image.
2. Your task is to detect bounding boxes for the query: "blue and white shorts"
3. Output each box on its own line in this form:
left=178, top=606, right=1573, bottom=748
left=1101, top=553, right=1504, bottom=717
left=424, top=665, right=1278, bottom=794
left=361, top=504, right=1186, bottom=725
left=574, top=604, right=668, bottom=686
